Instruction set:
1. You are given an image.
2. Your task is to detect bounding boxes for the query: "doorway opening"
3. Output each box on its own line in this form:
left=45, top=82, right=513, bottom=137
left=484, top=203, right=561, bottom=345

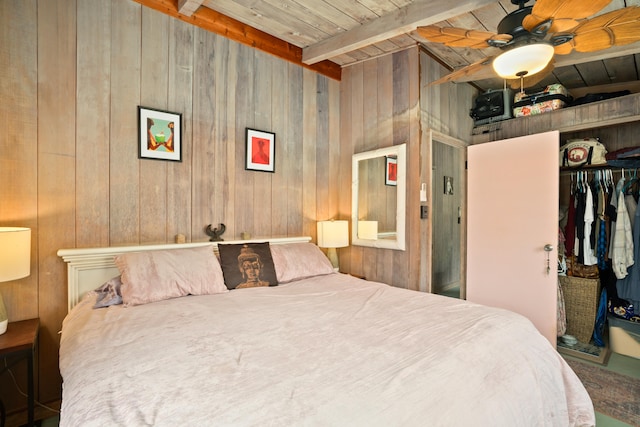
left=430, top=132, right=467, bottom=299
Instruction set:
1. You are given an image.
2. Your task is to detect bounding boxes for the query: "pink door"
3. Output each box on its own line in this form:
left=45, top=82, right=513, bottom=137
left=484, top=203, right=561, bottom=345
left=467, top=131, right=559, bottom=345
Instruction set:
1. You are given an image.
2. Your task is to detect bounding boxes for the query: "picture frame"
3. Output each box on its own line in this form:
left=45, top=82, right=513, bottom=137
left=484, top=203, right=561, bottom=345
left=385, top=156, right=397, bottom=186
left=444, top=176, right=454, bottom=195
left=138, top=106, right=182, bottom=162
left=245, top=128, right=276, bottom=172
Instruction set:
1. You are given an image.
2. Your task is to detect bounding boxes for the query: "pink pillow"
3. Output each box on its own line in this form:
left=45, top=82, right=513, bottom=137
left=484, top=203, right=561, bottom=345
left=115, top=245, right=228, bottom=306
left=270, top=243, right=335, bottom=283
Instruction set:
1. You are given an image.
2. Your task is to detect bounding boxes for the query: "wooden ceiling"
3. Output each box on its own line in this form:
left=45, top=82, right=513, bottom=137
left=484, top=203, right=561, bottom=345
left=138, top=0, right=640, bottom=95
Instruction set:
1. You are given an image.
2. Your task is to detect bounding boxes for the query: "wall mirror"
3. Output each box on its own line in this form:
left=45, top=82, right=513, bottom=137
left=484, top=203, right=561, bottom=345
left=352, top=143, right=406, bottom=250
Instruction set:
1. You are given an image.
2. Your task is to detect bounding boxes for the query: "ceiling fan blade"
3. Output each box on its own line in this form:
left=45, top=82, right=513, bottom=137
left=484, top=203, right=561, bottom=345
left=506, top=60, right=556, bottom=90
left=571, top=6, right=640, bottom=52
left=522, top=0, right=611, bottom=33
left=547, top=18, right=581, bottom=33
left=553, top=41, right=574, bottom=55
left=416, top=25, right=508, bottom=49
left=427, top=57, right=494, bottom=86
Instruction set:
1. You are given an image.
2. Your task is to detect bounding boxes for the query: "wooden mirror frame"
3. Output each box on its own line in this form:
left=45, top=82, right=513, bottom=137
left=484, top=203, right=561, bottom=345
left=351, top=144, right=406, bottom=250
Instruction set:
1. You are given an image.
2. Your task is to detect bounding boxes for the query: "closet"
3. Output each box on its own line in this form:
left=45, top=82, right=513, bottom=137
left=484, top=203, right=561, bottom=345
left=558, top=166, right=622, bottom=350
left=469, top=92, right=640, bottom=341
left=560, top=122, right=640, bottom=319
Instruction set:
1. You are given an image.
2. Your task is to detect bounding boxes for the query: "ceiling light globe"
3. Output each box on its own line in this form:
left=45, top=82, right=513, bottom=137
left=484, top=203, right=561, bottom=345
left=492, top=43, right=554, bottom=80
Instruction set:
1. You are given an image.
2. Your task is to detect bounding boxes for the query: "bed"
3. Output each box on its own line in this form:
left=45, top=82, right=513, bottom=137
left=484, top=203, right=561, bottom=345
left=57, top=237, right=595, bottom=426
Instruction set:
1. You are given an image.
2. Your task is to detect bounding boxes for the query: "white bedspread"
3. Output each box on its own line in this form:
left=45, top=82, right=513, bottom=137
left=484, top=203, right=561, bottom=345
left=60, top=273, right=595, bottom=426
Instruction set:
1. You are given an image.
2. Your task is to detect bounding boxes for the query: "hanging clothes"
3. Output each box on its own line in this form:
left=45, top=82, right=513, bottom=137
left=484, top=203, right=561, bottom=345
left=625, top=194, right=637, bottom=229
left=595, top=172, right=612, bottom=269
left=616, top=185, right=640, bottom=309
left=574, top=189, right=587, bottom=263
left=612, top=184, right=634, bottom=279
left=564, top=190, right=576, bottom=257
left=608, top=175, right=627, bottom=257
left=597, top=218, right=608, bottom=270
left=582, top=185, right=598, bottom=266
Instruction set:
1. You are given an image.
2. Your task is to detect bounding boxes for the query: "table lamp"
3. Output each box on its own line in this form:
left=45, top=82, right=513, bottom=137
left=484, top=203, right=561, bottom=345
left=0, top=227, right=31, bottom=335
left=317, top=220, right=349, bottom=272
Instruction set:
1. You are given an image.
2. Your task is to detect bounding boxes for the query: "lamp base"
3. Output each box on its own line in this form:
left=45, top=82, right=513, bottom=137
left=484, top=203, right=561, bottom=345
left=0, top=293, right=7, bottom=335
left=326, top=247, right=340, bottom=272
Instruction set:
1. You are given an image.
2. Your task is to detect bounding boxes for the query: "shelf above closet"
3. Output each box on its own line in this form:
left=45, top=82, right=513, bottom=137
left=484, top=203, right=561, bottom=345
left=471, top=92, right=640, bottom=144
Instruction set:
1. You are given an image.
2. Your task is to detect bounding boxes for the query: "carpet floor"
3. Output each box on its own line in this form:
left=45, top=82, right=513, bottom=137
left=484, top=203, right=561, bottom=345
left=565, top=358, right=640, bottom=426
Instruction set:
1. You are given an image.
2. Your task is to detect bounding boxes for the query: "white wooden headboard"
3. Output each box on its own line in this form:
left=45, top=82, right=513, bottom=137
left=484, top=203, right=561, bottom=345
left=57, top=236, right=312, bottom=312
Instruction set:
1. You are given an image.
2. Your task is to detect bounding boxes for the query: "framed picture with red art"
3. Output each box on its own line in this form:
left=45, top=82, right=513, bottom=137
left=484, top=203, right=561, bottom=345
left=138, top=106, right=182, bottom=162
left=245, top=128, right=276, bottom=172
left=385, top=155, right=397, bottom=186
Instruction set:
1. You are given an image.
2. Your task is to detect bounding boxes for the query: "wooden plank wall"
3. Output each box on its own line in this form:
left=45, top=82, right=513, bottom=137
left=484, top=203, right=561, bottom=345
left=419, top=49, right=477, bottom=141
left=418, top=49, right=476, bottom=293
left=0, top=0, right=340, bottom=416
left=339, top=48, right=420, bottom=288
left=338, top=46, right=476, bottom=291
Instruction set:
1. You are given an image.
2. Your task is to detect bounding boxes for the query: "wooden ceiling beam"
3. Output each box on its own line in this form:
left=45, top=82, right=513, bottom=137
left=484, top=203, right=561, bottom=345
left=177, top=0, right=203, bottom=16
left=302, top=0, right=497, bottom=65
left=132, top=0, right=341, bottom=80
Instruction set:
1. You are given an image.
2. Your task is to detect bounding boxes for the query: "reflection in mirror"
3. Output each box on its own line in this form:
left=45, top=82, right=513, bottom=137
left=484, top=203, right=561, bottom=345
left=357, top=221, right=378, bottom=240
left=352, top=144, right=406, bottom=250
left=358, top=156, right=396, bottom=238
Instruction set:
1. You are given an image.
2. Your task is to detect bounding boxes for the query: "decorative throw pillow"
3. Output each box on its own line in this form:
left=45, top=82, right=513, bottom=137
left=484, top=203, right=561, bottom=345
left=115, top=245, right=228, bottom=306
left=270, top=243, right=335, bottom=283
left=93, top=275, right=123, bottom=308
left=218, top=242, right=278, bottom=289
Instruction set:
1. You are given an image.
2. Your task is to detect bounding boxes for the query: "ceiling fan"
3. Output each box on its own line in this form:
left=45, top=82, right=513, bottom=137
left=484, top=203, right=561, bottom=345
left=417, top=0, right=640, bottom=88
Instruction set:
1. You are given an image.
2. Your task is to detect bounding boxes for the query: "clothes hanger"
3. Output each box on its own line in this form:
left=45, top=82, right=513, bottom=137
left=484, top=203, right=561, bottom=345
left=599, top=169, right=608, bottom=193
left=575, top=170, right=582, bottom=193
left=570, top=172, right=575, bottom=196
left=607, top=169, right=615, bottom=191
left=622, top=169, right=640, bottom=194
left=585, top=170, right=590, bottom=192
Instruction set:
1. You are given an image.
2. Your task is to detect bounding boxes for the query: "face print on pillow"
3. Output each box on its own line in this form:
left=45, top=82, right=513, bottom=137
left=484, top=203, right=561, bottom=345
left=218, top=242, right=278, bottom=290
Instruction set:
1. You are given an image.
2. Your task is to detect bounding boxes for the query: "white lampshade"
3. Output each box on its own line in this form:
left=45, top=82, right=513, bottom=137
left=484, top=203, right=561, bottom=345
left=317, top=220, right=349, bottom=249
left=358, top=221, right=378, bottom=240
left=0, top=227, right=31, bottom=335
left=0, top=227, right=31, bottom=282
left=492, top=43, right=554, bottom=80
left=317, top=220, right=348, bottom=272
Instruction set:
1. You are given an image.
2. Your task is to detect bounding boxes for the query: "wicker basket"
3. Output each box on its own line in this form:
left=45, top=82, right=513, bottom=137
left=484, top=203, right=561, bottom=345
left=559, top=276, right=601, bottom=343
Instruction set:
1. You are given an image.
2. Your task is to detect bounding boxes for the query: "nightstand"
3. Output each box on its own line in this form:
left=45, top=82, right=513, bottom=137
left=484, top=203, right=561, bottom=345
left=0, top=318, right=39, bottom=427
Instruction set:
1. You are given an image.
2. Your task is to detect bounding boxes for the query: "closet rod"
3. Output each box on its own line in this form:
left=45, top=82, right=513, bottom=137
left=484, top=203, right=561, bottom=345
left=559, top=168, right=638, bottom=177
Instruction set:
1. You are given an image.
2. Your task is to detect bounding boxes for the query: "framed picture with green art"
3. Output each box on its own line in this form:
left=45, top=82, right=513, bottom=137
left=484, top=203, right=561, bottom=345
left=138, top=106, right=182, bottom=162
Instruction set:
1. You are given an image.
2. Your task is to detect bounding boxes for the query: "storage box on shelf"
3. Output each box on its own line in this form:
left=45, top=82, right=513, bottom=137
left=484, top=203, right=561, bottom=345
left=513, top=84, right=572, bottom=118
